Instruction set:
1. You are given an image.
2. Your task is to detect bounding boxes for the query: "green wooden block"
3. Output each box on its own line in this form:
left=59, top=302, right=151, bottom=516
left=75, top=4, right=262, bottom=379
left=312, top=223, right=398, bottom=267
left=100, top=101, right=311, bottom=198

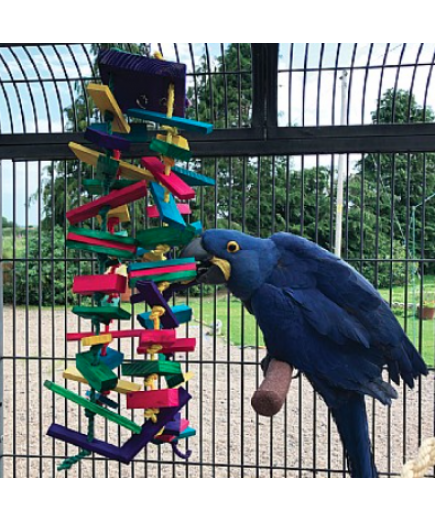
left=66, top=240, right=135, bottom=260
left=96, top=154, right=120, bottom=181
left=83, top=179, right=105, bottom=196
left=129, top=257, right=195, bottom=272
left=83, top=179, right=138, bottom=196
left=164, top=373, right=186, bottom=388
left=76, top=350, right=118, bottom=393
left=149, top=139, right=192, bottom=162
left=122, top=360, right=182, bottom=378
left=72, top=306, right=131, bottom=325
left=136, top=225, right=197, bottom=250
left=44, top=380, right=142, bottom=434
left=129, top=270, right=197, bottom=288
left=68, top=226, right=137, bottom=245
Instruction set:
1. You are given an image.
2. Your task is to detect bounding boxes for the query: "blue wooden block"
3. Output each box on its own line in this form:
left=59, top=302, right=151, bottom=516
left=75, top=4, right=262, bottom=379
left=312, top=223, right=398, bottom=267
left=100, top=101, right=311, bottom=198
left=85, top=127, right=131, bottom=152
left=190, top=221, right=203, bottom=236
left=149, top=182, right=186, bottom=229
left=172, top=165, right=215, bottom=187
left=138, top=304, right=192, bottom=330
left=86, top=391, right=119, bottom=410
left=99, top=347, right=124, bottom=370
left=176, top=427, right=196, bottom=441
left=101, top=295, right=121, bottom=308
left=126, top=108, right=213, bottom=135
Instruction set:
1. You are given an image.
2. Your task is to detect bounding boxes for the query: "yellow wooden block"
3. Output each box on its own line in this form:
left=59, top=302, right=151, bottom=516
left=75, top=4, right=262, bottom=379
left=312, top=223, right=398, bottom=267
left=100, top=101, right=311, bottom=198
left=156, top=133, right=190, bottom=151
left=172, top=372, right=194, bottom=389
left=63, top=367, right=141, bottom=394
left=97, top=205, right=130, bottom=225
left=82, top=334, right=113, bottom=347
left=69, top=143, right=153, bottom=182
left=87, top=84, right=131, bottom=134
left=117, top=159, right=153, bottom=182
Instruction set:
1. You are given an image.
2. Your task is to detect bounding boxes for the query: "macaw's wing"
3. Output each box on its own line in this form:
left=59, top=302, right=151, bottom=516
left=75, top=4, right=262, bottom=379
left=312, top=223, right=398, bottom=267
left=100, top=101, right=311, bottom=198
left=250, top=283, right=397, bottom=406
left=270, top=233, right=428, bottom=387
left=283, top=287, right=372, bottom=349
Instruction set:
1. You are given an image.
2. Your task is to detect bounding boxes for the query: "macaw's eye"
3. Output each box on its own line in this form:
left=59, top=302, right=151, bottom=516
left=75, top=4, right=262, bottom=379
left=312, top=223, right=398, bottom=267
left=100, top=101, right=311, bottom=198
left=227, top=241, right=240, bottom=253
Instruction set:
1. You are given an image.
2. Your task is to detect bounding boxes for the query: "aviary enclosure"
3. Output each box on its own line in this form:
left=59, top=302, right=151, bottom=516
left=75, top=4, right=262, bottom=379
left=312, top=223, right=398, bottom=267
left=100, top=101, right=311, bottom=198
left=0, top=43, right=434, bottom=478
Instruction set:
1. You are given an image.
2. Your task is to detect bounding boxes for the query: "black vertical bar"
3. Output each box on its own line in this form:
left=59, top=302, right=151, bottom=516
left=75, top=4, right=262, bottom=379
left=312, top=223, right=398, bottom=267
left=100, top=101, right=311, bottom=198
left=251, top=45, right=266, bottom=128
left=227, top=156, right=232, bottom=477
left=25, top=162, right=30, bottom=477
left=0, top=161, right=4, bottom=478
left=37, top=160, right=43, bottom=477
left=251, top=44, right=279, bottom=129
left=240, top=156, right=247, bottom=477
left=12, top=161, right=17, bottom=477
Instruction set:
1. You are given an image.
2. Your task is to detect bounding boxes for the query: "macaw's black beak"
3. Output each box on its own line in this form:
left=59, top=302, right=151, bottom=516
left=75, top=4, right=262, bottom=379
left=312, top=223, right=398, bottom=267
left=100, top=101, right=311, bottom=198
left=181, top=238, right=230, bottom=285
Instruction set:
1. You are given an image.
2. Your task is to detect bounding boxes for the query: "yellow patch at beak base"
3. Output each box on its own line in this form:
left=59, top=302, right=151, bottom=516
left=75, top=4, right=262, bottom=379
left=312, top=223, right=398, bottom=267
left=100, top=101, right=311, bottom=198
left=210, top=257, right=231, bottom=281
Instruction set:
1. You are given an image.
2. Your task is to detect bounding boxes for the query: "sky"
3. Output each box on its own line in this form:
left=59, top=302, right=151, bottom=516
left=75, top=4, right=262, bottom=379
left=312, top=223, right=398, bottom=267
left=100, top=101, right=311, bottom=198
left=1, top=43, right=435, bottom=226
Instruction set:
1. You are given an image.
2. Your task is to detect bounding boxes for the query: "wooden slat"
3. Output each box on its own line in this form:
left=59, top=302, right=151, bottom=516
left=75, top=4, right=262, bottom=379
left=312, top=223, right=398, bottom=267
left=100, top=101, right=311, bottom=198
left=62, top=366, right=141, bottom=394
left=87, top=84, right=131, bottom=133
left=44, top=380, right=142, bottom=433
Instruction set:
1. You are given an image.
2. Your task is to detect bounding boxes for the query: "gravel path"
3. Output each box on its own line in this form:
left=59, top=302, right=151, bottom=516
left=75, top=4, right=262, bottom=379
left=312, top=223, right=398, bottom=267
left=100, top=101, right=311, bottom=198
left=1, top=306, right=434, bottom=478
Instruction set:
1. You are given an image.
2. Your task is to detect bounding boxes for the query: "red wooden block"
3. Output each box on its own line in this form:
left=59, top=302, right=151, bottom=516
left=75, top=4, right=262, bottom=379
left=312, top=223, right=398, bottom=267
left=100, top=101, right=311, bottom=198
left=126, top=389, right=180, bottom=410
left=137, top=338, right=196, bottom=355
left=67, top=232, right=137, bottom=254
left=154, top=434, right=176, bottom=443
left=129, top=263, right=197, bottom=280
left=139, top=330, right=176, bottom=347
left=147, top=203, right=191, bottom=219
left=66, top=181, right=147, bottom=225
left=73, top=274, right=127, bottom=296
left=141, top=157, right=196, bottom=200
left=67, top=329, right=144, bottom=342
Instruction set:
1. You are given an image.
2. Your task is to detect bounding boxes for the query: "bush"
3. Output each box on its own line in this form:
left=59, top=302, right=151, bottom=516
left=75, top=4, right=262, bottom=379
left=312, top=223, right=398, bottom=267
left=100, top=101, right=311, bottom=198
left=3, top=226, right=91, bottom=306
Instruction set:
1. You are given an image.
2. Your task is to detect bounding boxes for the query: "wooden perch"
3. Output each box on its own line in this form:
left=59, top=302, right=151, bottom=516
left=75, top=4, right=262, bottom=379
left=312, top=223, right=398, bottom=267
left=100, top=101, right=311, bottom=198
left=251, top=359, right=293, bottom=418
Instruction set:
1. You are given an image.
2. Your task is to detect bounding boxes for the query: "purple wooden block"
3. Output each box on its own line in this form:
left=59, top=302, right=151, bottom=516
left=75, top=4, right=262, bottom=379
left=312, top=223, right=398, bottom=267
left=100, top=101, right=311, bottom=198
left=98, top=49, right=186, bottom=118
left=47, top=424, right=130, bottom=464
left=84, top=127, right=131, bottom=152
left=121, top=388, right=191, bottom=462
left=162, top=413, right=182, bottom=435
left=47, top=388, right=191, bottom=465
left=134, top=280, right=179, bottom=329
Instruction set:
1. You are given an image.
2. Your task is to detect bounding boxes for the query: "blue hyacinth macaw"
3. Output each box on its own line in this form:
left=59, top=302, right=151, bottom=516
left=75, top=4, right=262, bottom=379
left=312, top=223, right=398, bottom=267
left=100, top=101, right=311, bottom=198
left=182, top=230, right=428, bottom=478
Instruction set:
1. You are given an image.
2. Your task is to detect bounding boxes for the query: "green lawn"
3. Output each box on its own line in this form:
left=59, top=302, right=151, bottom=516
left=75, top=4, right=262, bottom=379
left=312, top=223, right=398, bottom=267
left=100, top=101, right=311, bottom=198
left=2, top=227, right=35, bottom=259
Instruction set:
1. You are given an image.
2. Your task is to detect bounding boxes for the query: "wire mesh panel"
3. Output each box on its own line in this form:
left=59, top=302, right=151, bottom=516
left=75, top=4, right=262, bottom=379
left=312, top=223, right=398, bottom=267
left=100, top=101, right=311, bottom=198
left=1, top=43, right=434, bottom=478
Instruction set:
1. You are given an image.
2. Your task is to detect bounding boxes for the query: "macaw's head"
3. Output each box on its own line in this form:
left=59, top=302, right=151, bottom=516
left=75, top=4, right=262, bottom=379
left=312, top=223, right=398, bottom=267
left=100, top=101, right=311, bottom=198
left=181, top=229, right=279, bottom=301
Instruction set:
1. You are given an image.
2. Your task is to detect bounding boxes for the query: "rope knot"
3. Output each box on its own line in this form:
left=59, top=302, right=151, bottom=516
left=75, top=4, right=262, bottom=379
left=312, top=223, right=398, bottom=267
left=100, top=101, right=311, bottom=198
left=150, top=306, right=166, bottom=330
left=144, top=408, right=160, bottom=423
left=144, top=374, right=158, bottom=389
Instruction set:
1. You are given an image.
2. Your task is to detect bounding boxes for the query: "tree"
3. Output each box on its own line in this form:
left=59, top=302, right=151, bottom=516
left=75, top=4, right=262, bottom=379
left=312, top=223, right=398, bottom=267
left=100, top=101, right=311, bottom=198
left=2, top=216, right=12, bottom=228
left=37, top=44, right=146, bottom=231
left=352, top=89, right=435, bottom=280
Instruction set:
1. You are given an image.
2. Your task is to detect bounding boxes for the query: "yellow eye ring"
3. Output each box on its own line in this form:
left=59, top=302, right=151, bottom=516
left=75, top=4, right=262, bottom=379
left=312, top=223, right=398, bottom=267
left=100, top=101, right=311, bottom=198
left=227, top=241, right=240, bottom=253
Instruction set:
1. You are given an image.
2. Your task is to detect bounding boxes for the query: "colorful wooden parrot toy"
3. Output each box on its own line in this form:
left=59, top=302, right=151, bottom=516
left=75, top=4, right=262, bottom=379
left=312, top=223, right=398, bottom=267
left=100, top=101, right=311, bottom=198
left=45, top=48, right=215, bottom=470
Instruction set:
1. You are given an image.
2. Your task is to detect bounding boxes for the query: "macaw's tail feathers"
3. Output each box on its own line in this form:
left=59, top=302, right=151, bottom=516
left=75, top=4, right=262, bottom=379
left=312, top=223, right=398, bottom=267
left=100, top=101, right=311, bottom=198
left=401, top=336, right=428, bottom=386
left=386, top=335, right=428, bottom=389
left=331, top=394, right=378, bottom=479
